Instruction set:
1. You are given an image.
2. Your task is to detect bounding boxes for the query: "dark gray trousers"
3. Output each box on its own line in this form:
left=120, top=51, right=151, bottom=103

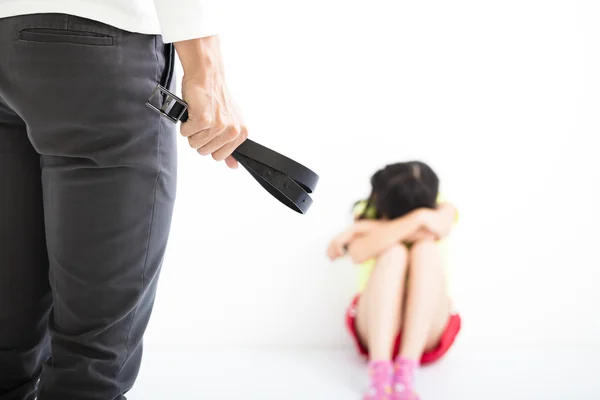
left=0, top=14, right=177, bottom=400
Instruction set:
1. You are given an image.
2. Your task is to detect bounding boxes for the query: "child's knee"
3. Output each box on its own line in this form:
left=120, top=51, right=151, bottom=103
left=384, top=242, right=408, bottom=255
left=410, top=238, right=438, bottom=254
left=378, top=243, right=409, bottom=265
left=408, top=239, right=444, bottom=272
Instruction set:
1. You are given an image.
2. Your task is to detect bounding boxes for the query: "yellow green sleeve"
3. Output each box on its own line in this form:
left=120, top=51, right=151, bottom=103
left=353, top=200, right=377, bottom=219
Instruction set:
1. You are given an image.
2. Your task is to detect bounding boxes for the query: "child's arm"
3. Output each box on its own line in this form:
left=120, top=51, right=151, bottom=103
left=327, top=220, right=383, bottom=261
left=421, top=202, right=458, bottom=240
left=404, top=228, right=438, bottom=244
left=346, top=210, right=425, bottom=264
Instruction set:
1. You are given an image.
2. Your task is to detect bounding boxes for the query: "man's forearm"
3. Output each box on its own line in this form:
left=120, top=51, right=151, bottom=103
left=166, top=4, right=246, bottom=169
left=174, top=36, right=223, bottom=83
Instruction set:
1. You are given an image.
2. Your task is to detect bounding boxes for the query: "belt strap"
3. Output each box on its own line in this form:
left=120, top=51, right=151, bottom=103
left=147, top=85, right=319, bottom=214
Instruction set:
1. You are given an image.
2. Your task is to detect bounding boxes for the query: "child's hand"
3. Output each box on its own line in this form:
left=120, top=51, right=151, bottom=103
left=404, top=228, right=438, bottom=244
left=416, top=209, right=446, bottom=239
left=327, top=220, right=383, bottom=261
left=327, top=234, right=349, bottom=261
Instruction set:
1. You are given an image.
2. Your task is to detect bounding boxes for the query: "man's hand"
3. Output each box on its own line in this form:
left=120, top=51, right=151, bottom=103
left=174, top=36, right=247, bottom=169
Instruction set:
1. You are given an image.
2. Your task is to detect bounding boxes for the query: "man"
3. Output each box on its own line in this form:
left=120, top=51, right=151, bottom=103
left=0, top=1, right=246, bottom=399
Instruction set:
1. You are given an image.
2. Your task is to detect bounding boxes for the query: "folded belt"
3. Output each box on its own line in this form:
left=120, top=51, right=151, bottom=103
left=147, top=85, right=319, bottom=214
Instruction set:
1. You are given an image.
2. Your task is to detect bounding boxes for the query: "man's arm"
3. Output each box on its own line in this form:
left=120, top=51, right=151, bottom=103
left=152, top=0, right=219, bottom=43
left=174, top=36, right=222, bottom=88
left=166, top=34, right=247, bottom=169
left=150, top=1, right=246, bottom=168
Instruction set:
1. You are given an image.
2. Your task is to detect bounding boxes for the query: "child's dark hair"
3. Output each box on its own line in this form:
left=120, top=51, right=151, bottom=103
left=357, top=161, right=439, bottom=220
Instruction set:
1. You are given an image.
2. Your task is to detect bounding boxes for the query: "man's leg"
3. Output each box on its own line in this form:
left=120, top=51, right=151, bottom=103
left=0, top=14, right=178, bottom=399
left=0, top=98, right=51, bottom=400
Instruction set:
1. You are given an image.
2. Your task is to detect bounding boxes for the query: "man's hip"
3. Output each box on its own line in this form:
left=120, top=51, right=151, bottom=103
left=0, top=13, right=179, bottom=399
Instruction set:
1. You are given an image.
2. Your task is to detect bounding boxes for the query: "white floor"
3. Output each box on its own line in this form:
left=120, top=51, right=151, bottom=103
left=128, top=340, right=600, bottom=400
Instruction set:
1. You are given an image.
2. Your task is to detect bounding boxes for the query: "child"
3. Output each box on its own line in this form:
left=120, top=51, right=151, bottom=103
left=327, top=161, right=461, bottom=400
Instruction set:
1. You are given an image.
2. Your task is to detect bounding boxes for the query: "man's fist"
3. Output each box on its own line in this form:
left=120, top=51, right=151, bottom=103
left=179, top=76, right=247, bottom=169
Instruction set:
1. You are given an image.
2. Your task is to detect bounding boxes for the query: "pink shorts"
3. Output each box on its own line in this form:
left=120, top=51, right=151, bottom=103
left=345, top=294, right=462, bottom=365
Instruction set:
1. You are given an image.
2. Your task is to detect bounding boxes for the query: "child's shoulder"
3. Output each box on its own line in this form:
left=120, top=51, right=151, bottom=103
left=436, top=192, right=447, bottom=204
left=352, top=200, right=367, bottom=216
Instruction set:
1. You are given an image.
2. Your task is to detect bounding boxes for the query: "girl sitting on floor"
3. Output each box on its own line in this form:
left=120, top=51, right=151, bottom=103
left=327, top=161, right=461, bottom=400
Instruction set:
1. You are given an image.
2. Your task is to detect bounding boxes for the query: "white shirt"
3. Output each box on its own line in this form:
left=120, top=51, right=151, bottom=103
left=0, top=0, right=218, bottom=43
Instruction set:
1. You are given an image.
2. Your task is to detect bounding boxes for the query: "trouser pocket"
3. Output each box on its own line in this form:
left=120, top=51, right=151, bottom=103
left=19, top=27, right=113, bottom=46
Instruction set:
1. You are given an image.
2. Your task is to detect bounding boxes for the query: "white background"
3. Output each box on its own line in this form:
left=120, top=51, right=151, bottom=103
left=144, top=0, right=600, bottom=354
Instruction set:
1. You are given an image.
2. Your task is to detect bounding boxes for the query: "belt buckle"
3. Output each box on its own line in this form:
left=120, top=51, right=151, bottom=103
left=146, top=85, right=188, bottom=123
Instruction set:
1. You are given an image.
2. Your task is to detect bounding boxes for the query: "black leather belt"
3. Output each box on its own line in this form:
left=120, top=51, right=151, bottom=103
left=147, top=85, right=319, bottom=214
